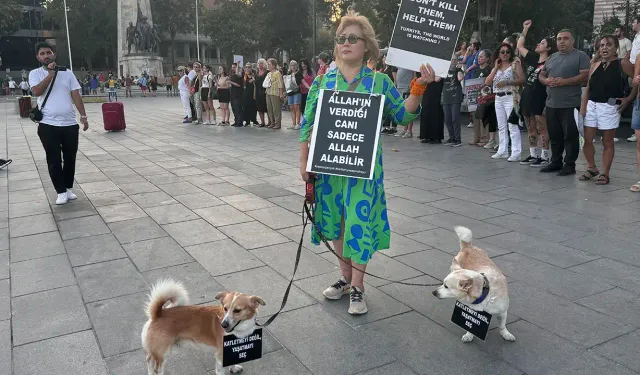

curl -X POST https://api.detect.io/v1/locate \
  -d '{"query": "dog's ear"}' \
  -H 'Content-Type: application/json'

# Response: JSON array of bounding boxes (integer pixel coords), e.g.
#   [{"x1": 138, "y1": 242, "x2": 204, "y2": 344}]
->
[
  {"x1": 250, "y1": 296, "x2": 266, "y2": 307},
  {"x1": 215, "y1": 292, "x2": 228, "y2": 302},
  {"x1": 451, "y1": 258, "x2": 462, "y2": 271},
  {"x1": 459, "y1": 278, "x2": 473, "y2": 292}
]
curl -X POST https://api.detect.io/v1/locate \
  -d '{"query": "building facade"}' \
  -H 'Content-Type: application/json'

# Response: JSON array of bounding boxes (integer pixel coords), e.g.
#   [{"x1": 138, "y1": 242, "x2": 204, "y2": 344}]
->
[{"x1": 593, "y1": 0, "x2": 623, "y2": 28}]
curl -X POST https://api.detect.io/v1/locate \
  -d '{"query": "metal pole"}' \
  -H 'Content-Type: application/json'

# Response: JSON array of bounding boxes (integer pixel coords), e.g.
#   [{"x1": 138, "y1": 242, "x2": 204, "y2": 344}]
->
[
  {"x1": 196, "y1": 0, "x2": 200, "y2": 61},
  {"x1": 312, "y1": 0, "x2": 316, "y2": 58},
  {"x1": 63, "y1": 0, "x2": 73, "y2": 71}
]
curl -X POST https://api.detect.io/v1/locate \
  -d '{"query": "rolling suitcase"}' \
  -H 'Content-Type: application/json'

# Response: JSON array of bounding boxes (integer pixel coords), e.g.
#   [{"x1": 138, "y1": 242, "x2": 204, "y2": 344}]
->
[
  {"x1": 102, "y1": 101, "x2": 126, "y2": 132},
  {"x1": 18, "y1": 97, "x2": 32, "y2": 118}
]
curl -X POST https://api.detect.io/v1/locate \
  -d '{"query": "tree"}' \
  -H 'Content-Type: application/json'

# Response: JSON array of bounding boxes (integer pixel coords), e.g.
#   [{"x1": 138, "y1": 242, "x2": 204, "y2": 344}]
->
[
  {"x1": 253, "y1": 0, "x2": 312, "y2": 58},
  {"x1": 201, "y1": 0, "x2": 257, "y2": 65},
  {"x1": 151, "y1": 0, "x2": 195, "y2": 70},
  {"x1": 334, "y1": 0, "x2": 401, "y2": 48},
  {"x1": 0, "y1": 0, "x2": 23, "y2": 38},
  {"x1": 44, "y1": 0, "x2": 117, "y2": 70}
]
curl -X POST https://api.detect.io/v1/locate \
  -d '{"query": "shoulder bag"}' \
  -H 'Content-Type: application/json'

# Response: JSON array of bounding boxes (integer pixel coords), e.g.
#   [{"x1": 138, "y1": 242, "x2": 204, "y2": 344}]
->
[
  {"x1": 30, "y1": 71, "x2": 58, "y2": 123},
  {"x1": 263, "y1": 72, "x2": 272, "y2": 89}
]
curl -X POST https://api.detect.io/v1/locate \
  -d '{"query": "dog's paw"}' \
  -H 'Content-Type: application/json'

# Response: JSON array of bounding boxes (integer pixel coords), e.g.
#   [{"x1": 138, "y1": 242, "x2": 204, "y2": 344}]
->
[
  {"x1": 230, "y1": 364, "x2": 243, "y2": 374},
  {"x1": 461, "y1": 332, "x2": 474, "y2": 343},
  {"x1": 500, "y1": 329, "x2": 516, "y2": 342}
]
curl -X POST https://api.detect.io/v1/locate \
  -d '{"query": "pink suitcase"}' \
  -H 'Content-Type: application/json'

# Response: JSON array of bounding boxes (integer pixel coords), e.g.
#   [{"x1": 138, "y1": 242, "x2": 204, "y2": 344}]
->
[{"x1": 102, "y1": 102, "x2": 126, "y2": 131}]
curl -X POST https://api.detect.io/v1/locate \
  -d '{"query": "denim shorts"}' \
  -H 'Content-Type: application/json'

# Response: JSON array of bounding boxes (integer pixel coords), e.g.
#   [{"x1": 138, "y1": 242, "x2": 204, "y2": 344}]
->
[
  {"x1": 633, "y1": 99, "x2": 640, "y2": 130},
  {"x1": 287, "y1": 93, "x2": 302, "y2": 105}
]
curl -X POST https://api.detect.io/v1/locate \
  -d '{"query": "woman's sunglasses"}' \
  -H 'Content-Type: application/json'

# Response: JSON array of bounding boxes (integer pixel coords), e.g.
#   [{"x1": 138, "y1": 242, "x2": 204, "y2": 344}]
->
[
  {"x1": 335, "y1": 34, "x2": 363, "y2": 45},
  {"x1": 500, "y1": 50, "x2": 511, "y2": 55}
]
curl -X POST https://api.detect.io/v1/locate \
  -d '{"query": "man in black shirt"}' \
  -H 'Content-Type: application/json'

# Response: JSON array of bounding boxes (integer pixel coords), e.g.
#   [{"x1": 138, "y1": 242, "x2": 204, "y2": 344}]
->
[{"x1": 229, "y1": 63, "x2": 244, "y2": 127}]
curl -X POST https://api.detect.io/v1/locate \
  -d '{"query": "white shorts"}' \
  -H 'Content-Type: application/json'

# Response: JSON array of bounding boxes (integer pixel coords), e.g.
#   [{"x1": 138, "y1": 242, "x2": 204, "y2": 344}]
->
[{"x1": 584, "y1": 100, "x2": 620, "y2": 130}]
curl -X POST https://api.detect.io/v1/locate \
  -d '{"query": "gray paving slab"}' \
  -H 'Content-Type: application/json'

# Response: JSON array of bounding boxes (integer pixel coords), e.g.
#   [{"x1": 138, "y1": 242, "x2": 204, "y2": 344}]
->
[
  {"x1": 85, "y1": 189, "x2": 133, "y2": 207},
  {"x1": 386, "y1": 196, "x2": 445, "y2": 217},
  {"x1": 185, "y1": 239, "x2": 264, "y2": 276},
  {"x1": 8, "y1": 187, "x2": 47, "y2": 204},
  {"x1": 242, "y1": 183, "x2": 295, "y2": 199},
  {"x1": 250, "y1": 242, "x2": 337, "y2": 280},
  {"x1": 574, "y1": 288, "x2": 640, "y2": 327},
  {"x1": 117, "y1": 181, "x2": 161, "y2": 195},
  {"x1": 221, "y1": 193, "x2": 277, "y2": 211},
  {"x1": 418, "y1": 212, "x2": 511, "y2": 238},
  {"x1": 86, "y1": 292, "x2": 148, "y2": 357},
  {"x1": 0, "y1": 320, "x2": 9, "y2": 375},
  {"x1": 173, "y1": 191, "x2": 224, "y2": 210},
  {"x1": 143, "y1": 262, "x2": 225, "y2": 305},
  {"x1": 563, "y1": 234, "x2": 640, "y2": 267},
  {"x1": 9, "y1": 213, "x2": 57, "y2": 238},
  {"x1": 64, "y1": 233, "x2": 127, "y2": 266},
  {"x1": 199, "y1": 182, "x2": 249, "y2": 197},
  {"x1": 145, "y1": 203, "x2": 200, "y2": 224},
  {"x1": 245, "y1": 206, "x2": 302, "y2": 229},
  {"x1": 266, "y1": 304, "x2": 395, "y2": 375},
  {"x1": 219, "y1": 221, "x2": 290, "y2": 250},
  {"x1": 108, "y1": 216, "x2": 168, "y2": 244},
  {"x1": 8, "y1": 198, "x2": 51, "y2": 218},
  {"x1": 215, "y1": 266, "x2": 316, "y2": 318},
  {"x1": 569, "y1": 258, "x2": 640, "y2": 293},
  {"x1": 592, "y1": 330, "x2": 640, "y2": 372},
  {"x1": 13, "y1": 330, "x2": 109, "y2": 375},
  {"x1": 233, "y1": 349, "x2": 313, "y2": 375},
  {"x1": 481, "y1": 320, "x2": 637, "y2": 375},
  {"x1": 0, "y1": 279, "x2": 8, "y2": 321},
  {"x1": 106, "y1": 348, "x2": 209, "y2": 375},
  {"x1": 194, "y1": 204, "x2": 254, "y2": 227},
  {"x1": 507, "y1": 282, "x2": 635, "y2": 347},
  {"x1": 162, "y1": 219, "x2": 227, "y2": 247},
  {"x1": 356, "y1": 362, "x2": 418, "y2": 375},
  {"x1": 10, "y1": 231, "x2": 65, "y2": 262},
  {"x1": 485, "y1": 213, "x2": 590, "y2": 242},
  {"x1": 51, "y1": 199, "x2": 99, "y2": 220},
  {"x1": 58, "y1": 214, "x2": 111, "y2": 240},
  {"x1": 74, "y1": 258, "x2": 148, "y2": 302},
  {"x1": 361, "y1": 311, "x2": 522, "y2": 375},
  {"x1": 11, "y1": 254, "x2": 75, "y2": 296},
  {"x1": 123, "y1": 236, "x2": 193, "y2": 271},
  {"x1": 12, "y1": 285, "x2": 91, "y2": 345},
  {"x1": 79, "y1": 180, "x2": 119, "y2": 193}
]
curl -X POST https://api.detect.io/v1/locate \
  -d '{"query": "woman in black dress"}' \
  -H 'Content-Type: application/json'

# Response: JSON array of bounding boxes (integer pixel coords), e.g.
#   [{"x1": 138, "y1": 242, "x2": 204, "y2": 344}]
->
[
  {"x1": 243, "y1": 63, "x2": 258, "y2": 126},
  {"x1": 419, "y1": 80, "x2": 445, "y2": 143},
  {"x1": 254, "y1": 58, "x2": 269, "y2": 127}
]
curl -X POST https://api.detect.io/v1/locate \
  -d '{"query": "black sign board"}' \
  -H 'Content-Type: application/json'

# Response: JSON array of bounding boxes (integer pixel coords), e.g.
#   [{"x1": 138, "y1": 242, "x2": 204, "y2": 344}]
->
[
  {"x1": 306, "y1": 90, "x2": 384, "y2": 180},
  {"x1": 450, "y1": 300, "x2": 492, "y2": 341},
  {"x1": 387, "y1": 0, "x2": 470, "y2": 76},
  {"x1": 222, "y1": 328, "x2": 263, "y2": 367}
]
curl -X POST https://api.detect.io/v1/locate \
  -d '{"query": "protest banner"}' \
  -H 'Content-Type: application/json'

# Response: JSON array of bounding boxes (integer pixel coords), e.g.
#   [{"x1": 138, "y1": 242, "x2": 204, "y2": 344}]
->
[
  {"x1": 464, "y1": 77, "x2": 484, "y2": 112},
  {"x1": 386, "y1": 0, "x2": 470, "y2": 77},
  {"x1": 307, "y1": 90, "x2": 385, "y2": 180}
]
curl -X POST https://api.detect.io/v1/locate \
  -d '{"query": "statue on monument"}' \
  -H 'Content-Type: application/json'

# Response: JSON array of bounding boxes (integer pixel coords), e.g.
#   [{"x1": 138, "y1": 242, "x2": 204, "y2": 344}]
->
[{"x1": 126, "y1": 21, "x2": 136, "y2": 54}]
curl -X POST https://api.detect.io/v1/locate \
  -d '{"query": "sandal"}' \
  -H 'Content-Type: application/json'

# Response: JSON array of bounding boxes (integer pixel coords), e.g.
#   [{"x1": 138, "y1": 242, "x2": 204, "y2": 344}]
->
[
  {"x1": 578, "y1": 169, "x2": 599, "y2": 181},
  {"x1": 631, "y1": 182, "x2": 640, "y2": 192},
  {"x1": 594, "y1": 174, "x2": 610, "y2": 185}
]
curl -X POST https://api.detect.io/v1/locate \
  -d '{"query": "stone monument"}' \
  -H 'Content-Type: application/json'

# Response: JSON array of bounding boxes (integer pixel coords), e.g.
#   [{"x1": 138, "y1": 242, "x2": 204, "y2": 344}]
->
[{"x1": 117, "y1": 0, "x2": 164, "y2": 78}]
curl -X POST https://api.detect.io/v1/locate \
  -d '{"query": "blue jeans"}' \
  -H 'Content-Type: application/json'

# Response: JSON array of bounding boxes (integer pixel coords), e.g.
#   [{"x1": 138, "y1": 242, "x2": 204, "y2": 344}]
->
[
  {"x1": 632, "y1": 98, "x2": 640, "y2": 131},
  {"x1": 443, "y1": 103, "x2": 461, "y2": 142}
]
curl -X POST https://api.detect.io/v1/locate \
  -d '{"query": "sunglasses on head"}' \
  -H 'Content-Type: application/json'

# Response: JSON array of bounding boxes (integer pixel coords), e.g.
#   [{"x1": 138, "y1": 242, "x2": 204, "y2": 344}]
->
[
  {"x1": 335, "y1": 34, "x2": 363, "y2": 45},
  {"x1": 500, "y1": 50, "x2": 511, "y2": 55}
]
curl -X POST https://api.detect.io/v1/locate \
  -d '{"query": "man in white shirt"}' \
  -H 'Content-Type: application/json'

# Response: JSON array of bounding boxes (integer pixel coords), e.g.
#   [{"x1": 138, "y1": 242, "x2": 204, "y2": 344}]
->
[
  {"x1": 19, "y1": 80, "x2": 29, "y2": 96},
  {"x1": 8, "y1": 78, "x2": 16, "y2": 95},
  {"x1": 29, "y1": 42, "x2": 89, "y2": 205},
  {"x1": 616, "y1": 26, "x2": 632, "y2": 57}
]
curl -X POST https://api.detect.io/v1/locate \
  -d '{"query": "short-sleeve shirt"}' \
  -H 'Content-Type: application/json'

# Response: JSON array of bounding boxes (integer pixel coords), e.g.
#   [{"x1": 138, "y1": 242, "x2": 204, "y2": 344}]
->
[
  {"x1": 108, "y1": 79, "x2": 116, "y2": 88},
  {"x1": 464, "y1": 52, "x2": 479, "y2": 79},
  {"x1": 630, "y1": 33, "x2": 640, "y2": 64},
  {"x1": 441, "y1": 68, "x2": 464, "y2": 105},
  {"x1": 28, "y1": 67, "x2": 81, "y2": 126},
  {"x1": 522, "y1": 51, "x2": 548, "y2": 110},
  {"x1": 230, "y1": 74, "x2": 244, "y2": 99},
  {"x1": 543, "y1": 49, "x2": 590, "y2": 108},
  {"x1": 8, "y1": 81, "x2": 16, "y2": 89},
  {"x1": 266, "y1": 71, "x2": 283, "y2": 96},
  {"x1": 395, "y1": 68, "x2": 414, "y2": 93},
  {"x1": 618, "y1": 37, "x2": 632, "y2": 57}
]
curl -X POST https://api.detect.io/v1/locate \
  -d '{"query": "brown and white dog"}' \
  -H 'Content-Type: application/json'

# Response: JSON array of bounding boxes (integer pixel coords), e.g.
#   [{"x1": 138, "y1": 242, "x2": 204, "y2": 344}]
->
[
  {"x1": 141, "y1": 279, "x2": 266, "y2": 375},
  {"x1": 432, "y1": 226, "x2": 516, "y2": 343}
]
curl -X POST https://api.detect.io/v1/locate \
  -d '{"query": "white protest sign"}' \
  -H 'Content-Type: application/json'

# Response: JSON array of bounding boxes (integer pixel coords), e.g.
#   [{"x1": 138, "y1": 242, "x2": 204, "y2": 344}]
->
[{"x1": 387, "y1": 0, "x2": 470, "y2": 77}]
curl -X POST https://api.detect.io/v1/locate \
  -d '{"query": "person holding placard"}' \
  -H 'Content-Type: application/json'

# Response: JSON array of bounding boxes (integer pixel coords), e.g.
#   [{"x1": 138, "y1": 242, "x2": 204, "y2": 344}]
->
[{"x1": 299, "y1": 11, "x2": 435, "y2": 315}]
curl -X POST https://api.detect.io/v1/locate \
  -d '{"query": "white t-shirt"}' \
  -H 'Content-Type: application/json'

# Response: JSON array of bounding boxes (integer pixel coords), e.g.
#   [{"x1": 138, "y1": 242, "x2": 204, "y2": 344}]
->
[
  {"x1": 8, "y1": 80, "x2": 16, "y2": 89},
  {"x1": 188, "y1": 70, "x2": 196, "y2": 83},
  {"x1": 178, "y1": 74, "x2": 189, "y2": 92},
  {"x1": 29, "y1": 67, "x2": 81, "y2": 126},
  {"x1": 202, "y1": 72, "x2": 212, "y2": 88},
  {"x1": 19, "y1": 81, "x2": 29, "y2": 90},
  {"x1": 630, "y1": 33, "x2": 640, "y2": 64},
  {"x1": 618, "y1": 37, "x2": 632, "y2": 58}
]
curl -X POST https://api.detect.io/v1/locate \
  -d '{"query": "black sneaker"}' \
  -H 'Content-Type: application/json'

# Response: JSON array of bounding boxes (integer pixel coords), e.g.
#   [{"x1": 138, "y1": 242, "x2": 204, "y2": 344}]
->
[
  {"x1": 530, "y1": 158, "x2": 548, "y2": 168},
  {"x1": 557, "y1": 166, "x2": 576, "y2": 176},
  {"x1": 540, "y1": 164, "x2": 563, "y2": 173},
  {"x1": 0, "y1": 159, "x2": 12, "y2": 169},
  {"x1": 442, "y1": 139, "x2": 454, "y2": 146},
  {"x1": 450, "y1": 141, "x2": 462, "y2": 147},
  {"x1": 520, "y1": 156, "x2": 537, "y2": 165},
  {"x1": 381, "y1": 128, "x2": 390, "y2": 134},
  {"x1": 387, "y1": 128, "x2": 397, "y2": 135}
]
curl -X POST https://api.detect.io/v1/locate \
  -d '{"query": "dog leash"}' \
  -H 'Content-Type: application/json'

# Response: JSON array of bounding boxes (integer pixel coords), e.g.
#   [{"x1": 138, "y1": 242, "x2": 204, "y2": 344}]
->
[{"x1": 257, "y1": 201, "x2": 443, "y2": 327}]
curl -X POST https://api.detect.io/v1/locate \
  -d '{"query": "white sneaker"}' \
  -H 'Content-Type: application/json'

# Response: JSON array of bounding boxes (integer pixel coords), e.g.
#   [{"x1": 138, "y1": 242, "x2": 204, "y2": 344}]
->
[
  {"x1": 467, "y1": 122, "x2": 473, "y2": 128},
  {"x1": 202, "y1": 121, "x2": 210, "y2": 125},
  {"x1": 492, "y1": 152, "x2": 509, "y2": 159},
  {"x1": 483, "y1": 140, "x2": 497, "y2": 149},
  {"x1": 322, "y1": 277, "x2": 351, "y2": 300},
  {"x1": 402, "y1": 131, "x2": 413, "y2": 139},
  {"x1": 394, "y1": 130, "x2": 406, "y2": 137},
  {"x1": 293, "y1": 125, "x2": 300, "y2": 130},
  {"x1": 628, "y1": 134, "x2": 637, "y2": 142},
  {"x1": 211, "y1": 120, "x2": 217, "y2": 125},
  {"x1": 287, "y1": 125, "x2": 296, "y2": 130},
  {"x1": 507, "y1": 155, "x2": 521, "y2": 162},
  {"x1": 66, "y1": 189, "x2": 77, "y2": 200},
  {"x1": 348, "y1": 287, "x2": 368, "y2": 315},
  {"x1": 614, "y1": 138, "x2": 619, "y2": 142},
  {"x1": 56, "y1": 193, "x2": 68, "y2": 205}
]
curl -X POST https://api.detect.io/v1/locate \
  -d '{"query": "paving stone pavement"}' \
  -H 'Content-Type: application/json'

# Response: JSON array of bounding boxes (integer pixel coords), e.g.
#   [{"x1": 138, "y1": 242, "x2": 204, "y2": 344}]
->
[{"x1": 1, "y1": 96, "x2": 640, "y2": 375}]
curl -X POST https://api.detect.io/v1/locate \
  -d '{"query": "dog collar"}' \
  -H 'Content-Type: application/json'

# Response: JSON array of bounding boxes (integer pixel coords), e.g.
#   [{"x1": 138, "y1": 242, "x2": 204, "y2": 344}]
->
[{"x1": 471, "y1": 273, "x2": 490, "y2": 305}]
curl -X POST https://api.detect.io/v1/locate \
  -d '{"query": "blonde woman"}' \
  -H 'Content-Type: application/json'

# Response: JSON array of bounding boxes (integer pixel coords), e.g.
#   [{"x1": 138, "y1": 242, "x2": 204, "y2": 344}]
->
[
  {"x1": 286, "y1": 60, "x2": 304, "y2": 129},
  {"x1": 255, "y1": 58, "x2": 269, "y2": 127},
  {"x1": 201, "y1": 65, "x2": 217, "y2": 125},
  {"x1": 217, "y1": 66, "x2": 231, "y2": 125},
  {"x1": 299, "y1": 11, "x2": 435, "y2": 314},
  {"x1": 265, "y1": 58, "x2": 284, "y2": 129}
]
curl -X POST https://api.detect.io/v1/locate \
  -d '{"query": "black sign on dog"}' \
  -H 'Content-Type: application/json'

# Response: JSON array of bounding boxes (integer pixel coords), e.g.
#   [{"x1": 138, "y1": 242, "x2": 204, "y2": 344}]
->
[
  {"x1": 306, "y1": 90, "x2": 384, "y2": 180},
  {"x1": 450, "y1": 300, "x2": 492, "y2": 341},
  {"x1": 387, "y1": 0, "x2": 470, "y2": 76},
  {"x1": 222, "y1": 328, "x2": 263, "y2": 367}
]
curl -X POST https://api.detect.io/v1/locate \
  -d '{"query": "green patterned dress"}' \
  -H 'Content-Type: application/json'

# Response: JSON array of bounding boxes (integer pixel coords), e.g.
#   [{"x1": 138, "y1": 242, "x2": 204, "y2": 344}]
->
[{"x1": 300, "y1": 66, "x2": 419, "y2": 264}]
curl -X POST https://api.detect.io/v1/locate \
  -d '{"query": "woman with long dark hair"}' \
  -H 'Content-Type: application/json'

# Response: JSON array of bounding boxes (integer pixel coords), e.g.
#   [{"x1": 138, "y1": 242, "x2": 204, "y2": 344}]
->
[
  {"x1": 216, "y1": 66, "x2": 231, "y2": 125},
  {"x1": 243, "y1": 63, "x2": 258, "y2": 126},
  {"x1": 254, "y1": 59, "x2": 269, "y2": 127},
  {"x1": 299, "y1": 58, "x2": 315, "y2": 116},
  {"x1": 485, "y1": 43, "x2": 525, "y2": 161},
  {"x1": 517, "y1": 20, "x2": 554, "y2": 166},
  {"x1": 472, "y1": 49, "x2": 496, "y2": 147}
]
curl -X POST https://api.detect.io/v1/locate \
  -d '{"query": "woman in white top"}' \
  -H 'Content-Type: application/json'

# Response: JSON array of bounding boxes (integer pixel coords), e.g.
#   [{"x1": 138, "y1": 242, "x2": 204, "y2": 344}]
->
[
  {"x1": 200, "y1": 65, "x2": 217, "y2": 125},
  {"x1": 484, "y1": 43, "x2": 525, "y2": 161},
  {"x1": 177, "y1": 67, "x2": 192, "y2": 123},
  {"x1": 217, "y1": 66, "x2": 231, "y2": 125}
]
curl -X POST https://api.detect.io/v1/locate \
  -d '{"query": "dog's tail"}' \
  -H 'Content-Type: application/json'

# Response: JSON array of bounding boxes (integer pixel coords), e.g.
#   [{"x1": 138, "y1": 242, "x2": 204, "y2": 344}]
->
[
  {"x1": 454, "y1": 226, "x2": 473, "y2": 248},
  {"x1": 145, "y1": 279, "x2": 190, "y2": 321}
]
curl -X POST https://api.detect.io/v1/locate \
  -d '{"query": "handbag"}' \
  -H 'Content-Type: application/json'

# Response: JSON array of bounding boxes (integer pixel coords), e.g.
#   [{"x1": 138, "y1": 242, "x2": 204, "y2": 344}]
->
[
  {"x1": 30, "y1": 71, "x2": 58, "y2": 123},
  {"x1": 263, "y1": 72, "x2": 272, "y2": 89},
  {"x1": 284, "y1": 74, "x2": 299, "y2": 93},
  {"x1": 508, "y1": 108, "x2": 520, "y2": 125}
]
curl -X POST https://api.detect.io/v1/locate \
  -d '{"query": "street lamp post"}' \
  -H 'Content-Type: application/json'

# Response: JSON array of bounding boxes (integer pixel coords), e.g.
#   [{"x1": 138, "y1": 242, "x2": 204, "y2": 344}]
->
[
  {"x1": 312, "y1": 0, "x2": 316, "y2": 58},
  {"x1": 196, "y1": 0, "x2": 200, "y2": 61},
  {"x1": 63, "y1": 0, "x2": 73, "y2": 71}
]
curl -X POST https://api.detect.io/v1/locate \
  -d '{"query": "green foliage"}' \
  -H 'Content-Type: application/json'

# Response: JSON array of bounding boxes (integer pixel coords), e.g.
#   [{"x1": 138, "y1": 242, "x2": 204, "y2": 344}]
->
[
  {"x1": 200, "y1": 0, "x2": 258, "y2": 64},
  {"x1": 0, "y1": 0, "x2": 24, "y2": 38},
  {"x1": 151, "y1": 0, "x2": 195, "y2": 40},
  {"x1": 335, "y1": 0, "x2": 400, "y2": 47}
]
